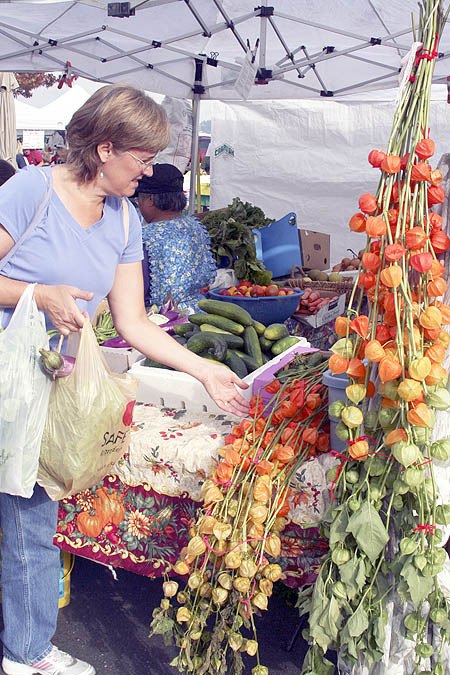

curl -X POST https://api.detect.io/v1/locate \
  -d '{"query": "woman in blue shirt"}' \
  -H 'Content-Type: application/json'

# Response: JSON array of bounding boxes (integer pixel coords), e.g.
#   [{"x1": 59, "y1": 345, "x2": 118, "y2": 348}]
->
[{"x1": 0, "y1": 85, "x2": 247, "y2": 675}]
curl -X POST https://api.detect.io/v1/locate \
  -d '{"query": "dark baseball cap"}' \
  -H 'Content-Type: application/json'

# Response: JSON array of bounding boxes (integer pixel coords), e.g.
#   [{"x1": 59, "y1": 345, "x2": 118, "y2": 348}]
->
[{"x1": 136, "y1": 163, "x2": 184, "y2": 194}]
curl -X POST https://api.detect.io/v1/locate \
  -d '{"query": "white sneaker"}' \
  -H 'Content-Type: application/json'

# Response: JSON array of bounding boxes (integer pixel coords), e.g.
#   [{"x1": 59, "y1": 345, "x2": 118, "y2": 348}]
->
[{"x1": 2, "y1": 646, "x2": 95, "y2": 675}]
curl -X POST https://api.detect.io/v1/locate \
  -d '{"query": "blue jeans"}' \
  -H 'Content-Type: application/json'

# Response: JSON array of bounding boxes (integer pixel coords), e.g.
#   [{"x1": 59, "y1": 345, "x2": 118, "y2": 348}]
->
[{"x1": 0, "y1": 485, "x2": 59, "y2": 664}]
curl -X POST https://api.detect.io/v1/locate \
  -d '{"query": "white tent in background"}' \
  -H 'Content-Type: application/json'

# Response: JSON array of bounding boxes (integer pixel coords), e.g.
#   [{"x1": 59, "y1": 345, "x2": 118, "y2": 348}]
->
[{"x1": 0, "y1": 73, "x2": 18, "y2": 165}]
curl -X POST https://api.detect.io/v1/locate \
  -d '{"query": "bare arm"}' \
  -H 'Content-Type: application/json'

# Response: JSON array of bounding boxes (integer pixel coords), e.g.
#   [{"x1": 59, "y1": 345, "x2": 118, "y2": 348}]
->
[
  {"x1": 108, "y1": 262, "x2": 249, "y2": 415},
  {"x1": 0, "y1": 224, "x2": 93, "y2": 334}
]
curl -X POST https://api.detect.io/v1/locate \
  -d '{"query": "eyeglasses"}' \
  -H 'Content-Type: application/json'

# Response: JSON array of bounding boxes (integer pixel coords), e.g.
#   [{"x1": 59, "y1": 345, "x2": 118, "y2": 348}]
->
[{"x1": 126, "y1": 150, "x2": 155, "y2": 171}]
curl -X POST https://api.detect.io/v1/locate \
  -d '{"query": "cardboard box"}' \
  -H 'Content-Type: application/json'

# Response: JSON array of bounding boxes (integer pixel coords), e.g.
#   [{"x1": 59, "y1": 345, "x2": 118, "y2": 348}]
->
[
  {"x1": 100, "y1": 346, "x2": 143, "y2": 374},
  {"x1": 293, "y1": 290, "x2": 346, "y2": 328},
  {"x1": 298, "y1": 229, "x2": 330, "y2": 270}
]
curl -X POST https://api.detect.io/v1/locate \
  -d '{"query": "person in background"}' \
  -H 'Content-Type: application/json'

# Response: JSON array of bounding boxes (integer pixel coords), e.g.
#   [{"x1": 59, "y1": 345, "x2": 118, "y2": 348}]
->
[
  {"x1": 16, "y1": 140, "x2": 28, "y2": 169},
  {"x1": 0, "y1": 84, "x2": 247, "y2": 675},
  {"x1": 136, "y1": 163, "x2": 217, "y2": 312},
  {"x1": 41, "y1": 151, "x2": 53, "y2": 166},
  {"x1": 0, "y1": 160, "x2": 16, "y2": 186},
  {"x1": 23, "y1": 148, "x2": 44, "y2": 167}
]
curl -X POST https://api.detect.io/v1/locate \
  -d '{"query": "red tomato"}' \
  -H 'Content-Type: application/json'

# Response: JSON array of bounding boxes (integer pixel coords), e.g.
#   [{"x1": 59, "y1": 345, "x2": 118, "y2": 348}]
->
[{"x1": 265, "y1": 284, "x2": 280, "y2": 297}]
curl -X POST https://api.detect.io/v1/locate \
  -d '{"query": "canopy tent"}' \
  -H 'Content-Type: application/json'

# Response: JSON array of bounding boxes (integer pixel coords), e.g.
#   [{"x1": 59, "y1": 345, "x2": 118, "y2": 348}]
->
[
  {"x1": 0, "y1": 0, "x2": 449, "y2": 202},
  {"x1": 0, "y1": 72, "x2": 18, "y2": 166}
]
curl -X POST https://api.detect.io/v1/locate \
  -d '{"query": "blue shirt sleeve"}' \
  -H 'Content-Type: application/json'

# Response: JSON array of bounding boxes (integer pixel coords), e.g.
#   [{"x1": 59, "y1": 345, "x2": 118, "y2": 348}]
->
[
  {"x1": 119, "y1": 198, "x2": 143, "y2": 264},
  {"x1": 0, "y1": 165, "x2": 48, "y2": 241}
]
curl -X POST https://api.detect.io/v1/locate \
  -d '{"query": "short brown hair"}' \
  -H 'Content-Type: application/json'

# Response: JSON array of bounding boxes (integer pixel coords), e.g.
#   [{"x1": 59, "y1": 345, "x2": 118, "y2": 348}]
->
[{"x1": 65, "y1": 84, "x2": 170, "y2": 182}]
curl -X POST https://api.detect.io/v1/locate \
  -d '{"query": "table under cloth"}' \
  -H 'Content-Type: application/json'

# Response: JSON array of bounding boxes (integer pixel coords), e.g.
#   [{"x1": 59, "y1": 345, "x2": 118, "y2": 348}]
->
[{"x1": 55, "y1": 402, "x2": 333, "y2": 588}]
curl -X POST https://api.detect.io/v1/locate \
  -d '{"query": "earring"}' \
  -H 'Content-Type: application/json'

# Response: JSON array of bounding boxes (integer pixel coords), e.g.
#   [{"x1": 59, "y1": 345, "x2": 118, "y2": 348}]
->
[{"x1": 99, "y1": 165, "x2": 104, "y2": 179}]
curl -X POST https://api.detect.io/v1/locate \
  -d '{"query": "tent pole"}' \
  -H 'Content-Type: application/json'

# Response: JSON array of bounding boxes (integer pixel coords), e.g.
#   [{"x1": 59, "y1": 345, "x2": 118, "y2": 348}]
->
[{"x1": 189, "y1": 91, "x2": 201, "y2": 214}]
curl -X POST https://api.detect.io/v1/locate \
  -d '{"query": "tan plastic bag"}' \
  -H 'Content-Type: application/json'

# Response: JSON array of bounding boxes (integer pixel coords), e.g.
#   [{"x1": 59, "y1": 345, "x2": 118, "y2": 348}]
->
[{"x1": 37, "y1": 321, "x2": 139, "y2": 500}]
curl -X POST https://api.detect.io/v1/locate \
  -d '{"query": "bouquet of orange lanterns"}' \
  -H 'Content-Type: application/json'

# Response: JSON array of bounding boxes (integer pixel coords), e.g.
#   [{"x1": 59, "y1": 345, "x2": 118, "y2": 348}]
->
[
  {"x1": 150, "y1": 351, "x2": 330, "y2": 675},
  {"x1": 300, "y1": 2, "x2": 450, "y2": 673}
]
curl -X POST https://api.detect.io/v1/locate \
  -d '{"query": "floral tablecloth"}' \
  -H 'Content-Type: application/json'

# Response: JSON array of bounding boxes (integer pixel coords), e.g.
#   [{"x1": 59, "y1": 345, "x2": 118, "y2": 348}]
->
[{"x1": 55, "y1": 402, "x2": 333, "y2": 587}]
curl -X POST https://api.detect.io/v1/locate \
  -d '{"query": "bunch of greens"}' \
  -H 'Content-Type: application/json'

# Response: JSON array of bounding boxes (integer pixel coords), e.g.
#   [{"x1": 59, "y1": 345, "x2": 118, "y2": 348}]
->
[{"x1": 202, "y1": 197, "x2": 273, "y2": 285}]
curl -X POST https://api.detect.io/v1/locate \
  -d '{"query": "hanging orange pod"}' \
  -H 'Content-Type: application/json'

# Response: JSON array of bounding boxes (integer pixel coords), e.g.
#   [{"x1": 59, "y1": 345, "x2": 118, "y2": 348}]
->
[
  {"x1": 428, "y1": 185, "x2": 446, "y2": 206},
  {"x1": 408, "y1": 356, "x2": 432, "y2": 381},
  {"x1": 349, "y1": 212, "x2": 367, "y2": 233},
  {"x1": 424, "y1": 327, "x2": 442, "y2": 341},
  {"x1": 429, "y1": 259, "x2": 445, "y2": 279},
  {"x1": 410, "y1": 252, "x2": 434, "y2": 274},
  {"x1": 387, "y1": 208, "x2": 399, "y2": 226},
  {"x1": 384, "y1": 428, "x2": 407, "y2": 446},
  {"x1": 302, "y1": 428, "x2": 319, "y2": 446},
  {"x1": 379, "y1": 356, "x2": 402, "y2": 383},
  {"x1": 407, "y1": 402, "x2": 433, "y2": 427},
  {"x1": 390, "y1": 181, "x2": 403, "y2": 204},
  {"x1": 348, "y1": 440, "x2": 370, "y2": 461},
  {"x1": 425, "y1": 363, "x2": 448, "y2": 386},
  {"x1": 365, "y1": 339, "x2": 386, "y2": 362},
  {"x1": 438, "y1": 330, "x2": 450, "y2": 347},
  {"x1": 384, "y1": 243, "x2": 406, "y2": 262},
  {"x1": 334, "y1": 316, "x2": 349, "y2": 337},
  {"x1": 400, "y1": 153, "x2": 410, "y2": 170},
  {"x1": 349, "y1": 315, "x2": 369, "y2": 338},
  {"x1": 427, "y1": 277, "x2": 447, "y2": 297},
  {"x1": 419, "y1": 306, "x2": 442, "y2": 330},
  {"x1": 365, "y1": 216, "x2": 387, "y2": 237},
  {"x1": 358, "y1": 193, "x2": 378, "y2": 214},
  {"x1": 368, "y1": 149, "x2": 386, "y2": 167},
  {"x1": 425, "y1": 342, "x2": 446, "y2": 364},
  {"x1": 346, "y1": 358, "x2": 366, "y2": 379},
  {"x1": 430, "y1": 230, "x2": 450, "y2": 254},
  {"x1": 434, "y1": 302, "x2": 450, "y2": 325},
  {"x1": 375, "y1": 324, "x2": 391, "y2": 345},
  {"x1": 380, "y1": 265, "x2": 403, "y2": 289},
  {"x1": 410, "y1": 162, "x2": 432, "y2": 182},
  {"x1": 358, "y1": 272, "x2": 377, "y2": 289},
  {"x1": 403, "y1": 326, "x2": 422, "y2": 349},
  {"x1": 405, "y1": 226, "x2": 427, "y2": 250},
  {"x1": 429, "y1": 212, "x2": 443, "y2": 230},
  {"x1": 430, "y1": 169, "x2": 443, "y2": 186},
  {"x1": 370, "y1": 239, "x2": 382, "y2": 255},
  {"x1": 416, "y1": 137, "x2": 435, "y2": 159},
  {"x1": 397, "y1": 378, "x2": 423, "y2": 402},
  {"x1": 328, "y1": 353, "x2": 349, "y2": 374},
  {"x1": 366, "y1": 287, "x2": 378, "y2": 303},
  {"x1": 362, "y1": 251, "x2": 381, "y2": 272},
  {"x1": 366, "y1": 381, "x2": 376, "y2": 397},
  {"x1": 381, "y1": 154, "x2": 401, "y2": 174},
  {"x1": 381, "y1": 397, "x2": 399, "y2": 409},
  {"x1": 383, "y1": 310, "x2": 397, "y2": 327}
]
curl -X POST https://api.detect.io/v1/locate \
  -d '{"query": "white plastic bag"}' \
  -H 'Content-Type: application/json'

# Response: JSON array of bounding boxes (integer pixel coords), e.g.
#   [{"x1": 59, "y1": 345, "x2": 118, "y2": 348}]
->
[
  {"x1": 0, "y1": 283, "x2": 52, "y2": 497},
  {"x1": 38, "y1": 320, "x2": 139, "y2": 500}
]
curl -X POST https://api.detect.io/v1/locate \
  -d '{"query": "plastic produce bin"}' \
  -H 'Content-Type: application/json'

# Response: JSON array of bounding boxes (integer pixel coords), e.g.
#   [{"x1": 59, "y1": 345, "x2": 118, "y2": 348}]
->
[{"x1": 323, "y1": 370, "x2": 349, "y2": 452}]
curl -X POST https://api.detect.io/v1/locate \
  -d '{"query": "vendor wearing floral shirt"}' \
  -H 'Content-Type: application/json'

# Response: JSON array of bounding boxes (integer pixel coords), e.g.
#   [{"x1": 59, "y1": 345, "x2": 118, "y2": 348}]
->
[{"x1": 136, "y1": 164, "x2": 216, "y2": 312}]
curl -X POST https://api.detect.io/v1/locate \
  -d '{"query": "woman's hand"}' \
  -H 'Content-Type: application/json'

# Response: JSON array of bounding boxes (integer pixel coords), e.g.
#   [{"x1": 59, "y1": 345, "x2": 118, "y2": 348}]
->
[
  {"x1": 197, "y1": 362, "x2": 250, "y2": 417},
  {"x1": 35, "y1": 284, "x2": 94, "y2": 335}
]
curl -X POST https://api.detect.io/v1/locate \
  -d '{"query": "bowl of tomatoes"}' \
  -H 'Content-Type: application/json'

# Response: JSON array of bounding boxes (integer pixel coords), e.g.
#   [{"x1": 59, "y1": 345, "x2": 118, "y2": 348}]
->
[{"x1": 208, "y1": 282, "x2": 303, "y2": 324}]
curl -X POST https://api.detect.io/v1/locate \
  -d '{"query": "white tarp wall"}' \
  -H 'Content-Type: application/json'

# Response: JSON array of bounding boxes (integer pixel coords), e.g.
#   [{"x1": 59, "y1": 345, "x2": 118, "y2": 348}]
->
[{"x1": 210, "y1": 88, "x2": 450, "y2": 267}]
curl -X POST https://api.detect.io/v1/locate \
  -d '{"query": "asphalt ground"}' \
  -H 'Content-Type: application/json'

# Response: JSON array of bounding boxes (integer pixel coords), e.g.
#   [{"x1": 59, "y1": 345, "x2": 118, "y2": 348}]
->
[{"x1": 9, "y1": 555, "x2": 315, "y2": 675}]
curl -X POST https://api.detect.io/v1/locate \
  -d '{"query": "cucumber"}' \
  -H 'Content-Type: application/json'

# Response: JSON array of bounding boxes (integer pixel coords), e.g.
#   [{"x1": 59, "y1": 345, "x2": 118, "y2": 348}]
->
[
  {"x1": 230, "y1": 349, "x2": 261, "y2": 373},
  {"x1": 173, "y1": 335, "x2": 187, "y2": 346},
  {"x1": 200, "y1": 326, "x2": 244, "y2": 349},
  {"x1": 262, "y1": 353, "x2": 271, "y2": 364},
  {"x1": 198, "y1": 298, "x2": 253, "y2": 327},
  {"x1": 224, "y1": 350, "x2": 248, "y2": 378},
  {"x1": 252, "y1": 320, "x2": 266, "y2": 336},
  {"x1": 201, "y1": 355, "x2": 227, "y2": 366},
  {"x1": 200, "y1": 323, "x2": 233, "y2": 335},
  {"x1": 264, "y1": 323, "x2": 290, "y2": 341},
  {"x1": 271, "y1": 336, "x2": 299, "y2": 356},
  {"x1": 186, "y1": 332, "x2": 228, "y2": 361},
  {"x1": 188, "y1": 313, "x2": 245, "y2": 335},
  {"x1": 259, "y1": 335, "x2": 274, "y2": 352},
  {"x1": 172, "y1": 322, "x2": 194, "y2": 336},
  {"x1": 243, "y1": 325, "x2": 263, "y2": 367}
]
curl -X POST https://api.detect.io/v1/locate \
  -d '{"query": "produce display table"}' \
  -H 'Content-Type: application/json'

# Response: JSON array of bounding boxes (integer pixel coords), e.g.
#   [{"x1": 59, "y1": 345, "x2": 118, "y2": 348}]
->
[{"x1": 54, "y1": 401, "x2": 333, "y2": 586}]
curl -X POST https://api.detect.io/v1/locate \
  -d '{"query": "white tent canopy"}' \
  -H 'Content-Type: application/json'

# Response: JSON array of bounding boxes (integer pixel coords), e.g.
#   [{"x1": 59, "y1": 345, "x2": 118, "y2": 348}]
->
[{"x1": 0, "y1": 1, "x2": 448, "y2": 101}]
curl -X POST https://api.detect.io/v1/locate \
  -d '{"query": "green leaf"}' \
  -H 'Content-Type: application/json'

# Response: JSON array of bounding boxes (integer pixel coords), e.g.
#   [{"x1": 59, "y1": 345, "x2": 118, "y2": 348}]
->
[
  {"x1": 400, "y1": 561, "x2": 434, "y2": 608},
  {"x1": 346, "y1": 604, "x2": 369, "y2": 638},
  {"x1": 329, "y1": 507, "x2": 349, "y2": 547},
  {"x1": 346, "y1": 502, "x2": 389, "y2": 562},
  {"x1": 339, "y1": 556, "x2": 367, "y2": 599}
]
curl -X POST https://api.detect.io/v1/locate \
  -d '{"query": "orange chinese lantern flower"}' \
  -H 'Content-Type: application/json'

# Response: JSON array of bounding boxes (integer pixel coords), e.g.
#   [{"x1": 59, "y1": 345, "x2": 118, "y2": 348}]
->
[
  {"x1": 334, "y1": 316, "x2": 349, "y2": 337},
  {"x1": 383, "y1": 310, "x2": 397, "y2": 327},
  {"x1": 306, "y1": 393, "x2": 321, "y2": 409},
  {"x1": 346, "y1": 358, "x2": 366, "y2": 379},
  {"x1": 349, "y1": 315, "x2": 369, "y2": 338},
  {"x1": 438, "y1": 330, "x2": 450, "y2": 347},
  {"x1": 370, "y1": 240, "x2": 382, "y2": 256},
  {"x1": 379, "y1": 356, "x2": 402, "y2": 383},
  {"x1": 381, "y1": 397, "x2": 399, "y2": 409},
  {"x1": 425, "y1": 342, "x2": 446, "y2": 364},
  {"x1": 408, "y1": 356, "x2": 432, "y2": 381},
  {"x1": 380, "y1": 266, "x2": 403, "y2": 288},
  {"x1": 430, "y1": 169, "x2": 442, "y2": 186},
  {"x1": 427, "y1": 277, "x2": 447, "y2": 297},
  {"x1": 384, "y1": 242, "x2": 406, "y2": 262},
  {"x1": 349, "y1": 212, "x2": 367, "y2": 233},
  {"x1": 397, "y1": 378, "x2": 423, "y2": 402},
  {"x1": 388, "y1": 208, "x2": 399, "y2": 226},
  {"x1": 273, "y1": 444, "x2": 295, "y2": 464},
  {"x1": 281, "y1": 400, "x2": 298, "y2": 419},
  {"x1": 381, "y1": 154, "x2": 401, "y2": 174},
  {"x1": 317, "y1": 434, "x2": 330, "y2": 453},
  {"x1": 423, "y1": 327, "x2": 441, "y2": 341},
  {"x1": 365, "y1": 216, "x2": 387, "y2": 237},
  {"x1": 407, "y1": 402, "x2": 433, "y2": 427},
  {"x1": 375, "y1": 324, "x2": 391, "y2": 345},
  {"x1": 358, "y1": 272, "x2": 377, "y2": 289},
  {"x1": 415, "y1": 137, "x2": 435, "y2": 160},
  {"x1": 411, "y1": 162, "x2": 431, "y2": 182},
  {"x1": 425, "y1": 363, "x2": 448, "y2": 386},
  {"x1": 366, "y1": 381, "x2": 376, "y2": 397},
  {"x1": 224, "y1": 447, "x2": 242, "y2": 466},
  {"x1": 368, "y1": 149, "x2": 386, "y2": 167},
  {"x1": 348, "y1": 439, "x2": 369, "y2": 461},
  {"x1": 429, "y1": 212, "x2": 443, "y2": 230},
  {"x1": 400, "y1": 153, "x2": 410, "y2": 170},
  {"x1": 365, "y1": 339, "x2": 386, "y2": 362},
  {"x1": 410, "y1": 252, "x2": 434, "y2": 274},
  {"x1": 419, "y1": 306, "x2": 442, "y2": 330},
  {"x1": 430, "y1": 230, "x2": 450, "y2": 254},
  {"x1": 302, "y1": 428, "x2": 319, "y2": 446},
  {"x1": 434, "y1": 302, "x2": 450, "y2": 325},
  {"x1": 256, "y1": 460, "x2": 275, "y2": 476},
  {"x1": 216, "y1": 462, "x2": 234, "y2": 483},
  {"x1": 405, "y1": 226, "x2": 428, "y2": 250},
  {"x1": 359, "y1": 193, "x2": 378, "y2": 214},
  {"x1": 384, "y1": 428, "x2": 407, "y2": 446},
  {"x1": 383, "y1": 292, "x2": 404, "y2": 312},
  {"x1": 428, "y1": 185, "x2": 446, "y2": 206},
  {"x1": 329, "y1": 353, "x2": 349, "y2": 374},
  {"x1": 429, "y1": 259, "x2": 445, "y2": 279},
  {"x1": 362, "y1": 251, "x2": 381, "y2": 272}
]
